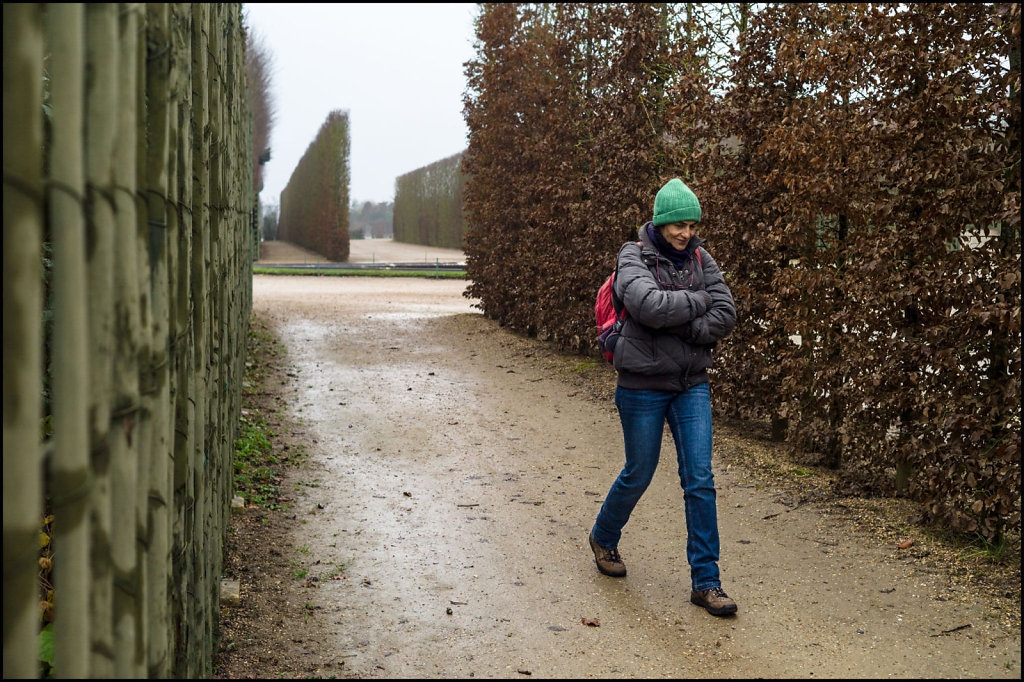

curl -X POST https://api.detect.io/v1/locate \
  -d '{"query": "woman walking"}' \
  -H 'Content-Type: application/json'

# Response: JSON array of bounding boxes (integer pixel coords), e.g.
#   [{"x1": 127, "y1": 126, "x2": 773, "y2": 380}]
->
[{"x1": 589, "y1": 178, "x2": 738, "y2": 617}]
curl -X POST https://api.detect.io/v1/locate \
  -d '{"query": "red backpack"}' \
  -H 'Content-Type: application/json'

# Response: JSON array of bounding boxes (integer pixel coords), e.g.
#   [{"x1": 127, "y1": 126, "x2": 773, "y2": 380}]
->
[
  {"x1": 595, "y1": 242, "x2": 702, "y2": 363},
  {"x1": 595, "y1": 271, "x2": 625, "y2": 363},
  {"x1": 594, "y1": 241, "x2": 640, "y2": 363}
]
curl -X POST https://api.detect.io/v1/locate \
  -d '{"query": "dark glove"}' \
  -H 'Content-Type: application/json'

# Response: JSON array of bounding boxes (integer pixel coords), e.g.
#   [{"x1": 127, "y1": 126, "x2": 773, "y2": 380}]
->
[
  {"x1": 689, "y1": 318, "x2": 703, "y2": 344},
  {"x1": 694, "y1": 289, "x2": 712, "y2": 314},
  {"x1": 598, "y1": 326, "x2": 620, "y2": 354}
]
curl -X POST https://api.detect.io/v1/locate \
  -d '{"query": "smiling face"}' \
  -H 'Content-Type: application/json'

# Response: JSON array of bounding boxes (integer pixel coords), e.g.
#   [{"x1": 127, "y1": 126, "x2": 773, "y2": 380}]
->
[{"x1": 658, "y1": 220, "x2": 697, "y2": 250}]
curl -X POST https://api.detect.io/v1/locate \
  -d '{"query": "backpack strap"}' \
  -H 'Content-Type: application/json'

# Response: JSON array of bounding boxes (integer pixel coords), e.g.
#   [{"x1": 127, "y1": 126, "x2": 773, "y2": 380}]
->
[
  {"x1": 611, "y1": 240, "x2": 642, "y2": 318},
  {"x1": 610, "y1": 271, "x2": 624, "y2": 319}
]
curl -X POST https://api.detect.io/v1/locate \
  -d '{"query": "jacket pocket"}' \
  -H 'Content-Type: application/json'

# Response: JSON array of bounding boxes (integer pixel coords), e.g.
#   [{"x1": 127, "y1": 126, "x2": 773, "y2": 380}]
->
[{"x1": 614, "y1": 333, "x2": 660, "y2": 375}]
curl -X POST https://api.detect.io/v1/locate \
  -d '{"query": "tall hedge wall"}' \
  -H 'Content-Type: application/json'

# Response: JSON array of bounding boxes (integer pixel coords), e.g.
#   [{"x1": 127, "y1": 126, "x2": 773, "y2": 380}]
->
[
  {"x1": 393, "y1": 151, "x2": 466, "y2": 249},
  {"x1": 462, "y1": 3, "x2": 1020, "y2": 542},
  {"x1": 278, "y1": 110, "x2": 350, "y2": 261},
  {"x1": 3, "y1": 3, "x2": 255, "y2": 677}
]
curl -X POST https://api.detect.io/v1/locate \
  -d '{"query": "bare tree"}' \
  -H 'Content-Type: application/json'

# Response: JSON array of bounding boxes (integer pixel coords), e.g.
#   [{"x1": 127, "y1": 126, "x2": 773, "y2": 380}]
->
[{"x1": 243, "y1": 12, "x2": 275, "y2": 193}]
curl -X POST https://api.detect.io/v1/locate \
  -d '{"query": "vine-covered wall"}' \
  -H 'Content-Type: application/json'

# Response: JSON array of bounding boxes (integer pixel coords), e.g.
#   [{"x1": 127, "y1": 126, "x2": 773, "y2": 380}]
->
[{"x1": 3, "y1": 3, "x2": 256, "y2": 677}]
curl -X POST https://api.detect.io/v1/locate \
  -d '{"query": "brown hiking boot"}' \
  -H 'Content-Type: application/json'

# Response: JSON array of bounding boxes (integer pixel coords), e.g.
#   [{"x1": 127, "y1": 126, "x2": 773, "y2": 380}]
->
[
  {"x1": 690, "y1": 586, "x2": 738, "y2": 616},
  {"x1": 589, "y1": 532, "x2": 626, "y2": 577}
]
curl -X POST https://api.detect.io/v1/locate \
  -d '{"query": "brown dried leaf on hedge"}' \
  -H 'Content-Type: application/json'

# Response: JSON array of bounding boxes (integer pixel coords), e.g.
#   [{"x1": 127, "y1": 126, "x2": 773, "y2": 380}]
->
[{"x1": 463, "y1": 3, "x2": 1020, "y2": 543}]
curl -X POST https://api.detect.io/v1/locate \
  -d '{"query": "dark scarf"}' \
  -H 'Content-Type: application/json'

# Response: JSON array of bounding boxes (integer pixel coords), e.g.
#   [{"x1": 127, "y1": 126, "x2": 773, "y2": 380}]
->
[{"x1": 646, "y1": 222, "x2": 693, "y2": 269}]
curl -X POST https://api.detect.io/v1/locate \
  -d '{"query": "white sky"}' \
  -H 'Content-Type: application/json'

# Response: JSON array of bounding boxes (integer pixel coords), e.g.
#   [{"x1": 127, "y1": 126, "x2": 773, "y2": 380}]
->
[{"x1": 242, "y1": 3, "x2": 479, "y2": 207}]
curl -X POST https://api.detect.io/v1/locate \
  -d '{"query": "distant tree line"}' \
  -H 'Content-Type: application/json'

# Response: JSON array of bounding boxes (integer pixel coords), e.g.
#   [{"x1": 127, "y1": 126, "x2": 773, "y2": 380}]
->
[
  {"x1": 261, "y1": 204, "x2": 279, "y2": 241},
  {"x1": 350, "y1": 200, "x2": 393, "y2": 239},
  {"x1": 462, "y1": 3, "x2": 1020, "y2": 543}
]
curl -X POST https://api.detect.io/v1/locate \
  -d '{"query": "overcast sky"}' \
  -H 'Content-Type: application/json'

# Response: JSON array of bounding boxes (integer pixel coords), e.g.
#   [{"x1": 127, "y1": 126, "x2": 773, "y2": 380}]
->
[{"x1": 242, "y1": 3, "x2": 479, "y2": 207}]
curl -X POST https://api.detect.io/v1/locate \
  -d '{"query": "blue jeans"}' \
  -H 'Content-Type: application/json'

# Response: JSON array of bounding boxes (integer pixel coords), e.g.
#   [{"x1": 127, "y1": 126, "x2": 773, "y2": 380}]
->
[{"x1": 592, "y1": 383, "x2": 721, "y2": 591}]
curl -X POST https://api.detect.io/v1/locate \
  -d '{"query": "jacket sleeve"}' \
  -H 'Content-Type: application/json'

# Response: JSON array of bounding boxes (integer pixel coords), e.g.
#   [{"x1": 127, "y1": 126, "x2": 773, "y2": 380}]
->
[
  {"x1": 689, "y1": 247, "x2": 736, "y2": 345},
  {"x1": 614, "y1": 242, "x2": 710, "y2": 329}
]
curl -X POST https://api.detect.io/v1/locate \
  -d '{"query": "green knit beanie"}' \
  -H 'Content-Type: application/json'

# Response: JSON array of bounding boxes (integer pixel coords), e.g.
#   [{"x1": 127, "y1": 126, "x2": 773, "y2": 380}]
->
[{"x1": 652, "y1": 178, "x2": 701, "y2": 226}]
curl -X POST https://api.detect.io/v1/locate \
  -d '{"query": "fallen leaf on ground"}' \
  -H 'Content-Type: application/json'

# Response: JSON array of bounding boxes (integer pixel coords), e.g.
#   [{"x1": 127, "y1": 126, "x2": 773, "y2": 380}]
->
[
  {"x1": 898, "y1": 539, "x2": 914, "y2": 549},
  {"x1": 581, "y1": 617, "x2": 600, "y2": 627}
]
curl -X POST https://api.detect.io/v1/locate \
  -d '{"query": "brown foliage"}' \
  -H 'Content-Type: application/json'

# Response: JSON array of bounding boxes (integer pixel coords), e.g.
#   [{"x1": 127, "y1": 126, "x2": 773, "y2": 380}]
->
[
  {"x1": 464, "y1": 3, "x2": 692, "y2": 345},
  {"x1": 463, "y1": 3, "x2": 1020, "y2": 542}
]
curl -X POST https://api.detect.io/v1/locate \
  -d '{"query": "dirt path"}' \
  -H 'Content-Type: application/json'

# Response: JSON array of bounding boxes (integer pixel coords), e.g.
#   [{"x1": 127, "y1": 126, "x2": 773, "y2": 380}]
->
[{"x1": 217, "y1": 272, "x2": 1019, "y2": 679}]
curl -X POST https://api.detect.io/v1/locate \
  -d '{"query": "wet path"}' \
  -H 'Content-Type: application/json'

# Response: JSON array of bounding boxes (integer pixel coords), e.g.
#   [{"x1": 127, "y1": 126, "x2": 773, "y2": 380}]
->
[{"x1": 251, "y1": 274, "x2": 1020, "y2": 678}]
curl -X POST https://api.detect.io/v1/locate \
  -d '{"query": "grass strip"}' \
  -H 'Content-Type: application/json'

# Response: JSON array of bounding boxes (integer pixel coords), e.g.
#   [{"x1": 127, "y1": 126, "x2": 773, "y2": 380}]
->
[
  {"x1": 253, "y1": 266, "x2": 465, "y2": 279},
  {"x1": 233, "y1": 318, "x2": 306, "y2": 510}
]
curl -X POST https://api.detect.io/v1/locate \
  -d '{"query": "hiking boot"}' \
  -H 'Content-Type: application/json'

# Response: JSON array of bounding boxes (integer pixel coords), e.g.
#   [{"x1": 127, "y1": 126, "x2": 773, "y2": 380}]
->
[
  {"x1": 589, "y1": 531, "x2": 626, "y2": 577},
  {"x1": 690, "y1": 586, "x2": 738, "y2": 616}
]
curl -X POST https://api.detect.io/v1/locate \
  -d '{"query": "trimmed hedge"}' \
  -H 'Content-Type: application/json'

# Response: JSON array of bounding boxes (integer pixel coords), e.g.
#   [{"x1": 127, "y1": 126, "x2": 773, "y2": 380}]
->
[
  {"x1": 462, "y1": 3, "x2": 1020, "y2": 542},
  {"x1": 279, "y1": 110, "x2": 350, "y2": 261},
  {"x1": 393, "y1": 151, "x2": 466, "y2": 249}
]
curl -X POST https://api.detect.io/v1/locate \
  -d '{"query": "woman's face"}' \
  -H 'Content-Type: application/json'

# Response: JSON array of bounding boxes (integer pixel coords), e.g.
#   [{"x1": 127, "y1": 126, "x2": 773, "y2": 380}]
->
[{"x1": 659, "y1": 221, "x2": 697, "y2": 250}]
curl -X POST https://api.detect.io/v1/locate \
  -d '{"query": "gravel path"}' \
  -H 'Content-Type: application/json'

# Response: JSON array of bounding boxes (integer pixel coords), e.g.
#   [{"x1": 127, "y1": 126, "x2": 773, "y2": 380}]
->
[{"x1": 221, "y1": 268, "x2": 1020, "y2": 679}]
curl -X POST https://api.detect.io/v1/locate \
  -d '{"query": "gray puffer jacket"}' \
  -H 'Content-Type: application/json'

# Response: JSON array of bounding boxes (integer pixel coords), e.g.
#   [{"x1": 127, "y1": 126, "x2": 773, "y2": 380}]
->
[{"x1": 612, "y1": 223, "x2": 736, "y2": 391}]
